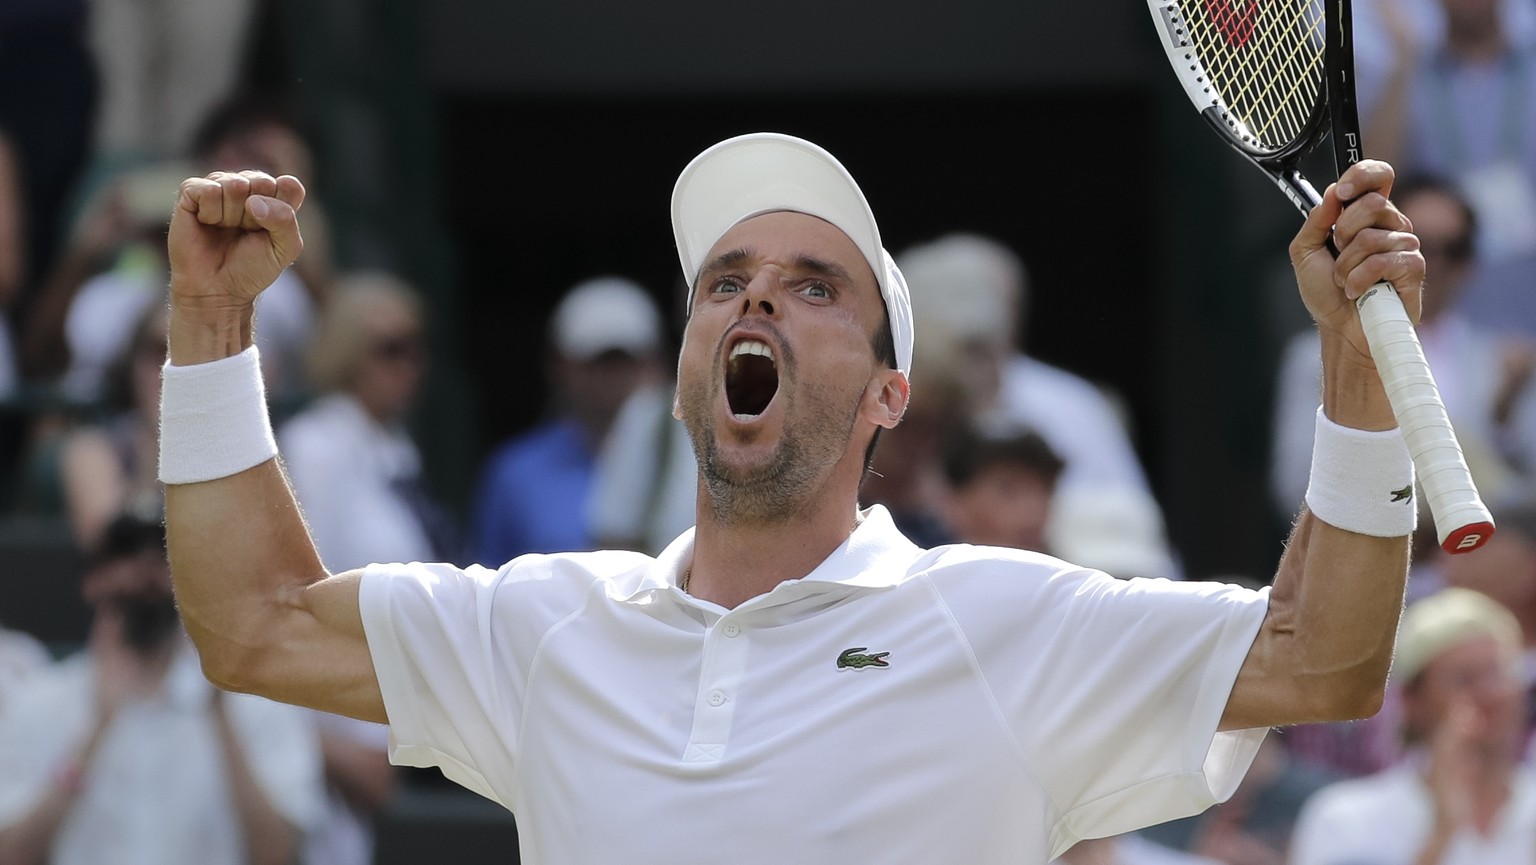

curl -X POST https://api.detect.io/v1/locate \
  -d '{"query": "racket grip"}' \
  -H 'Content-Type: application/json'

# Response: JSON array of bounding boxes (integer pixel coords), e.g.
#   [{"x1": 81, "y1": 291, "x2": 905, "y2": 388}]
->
[{"x1": 1355, "y1": 282, "x2": 1494, "y2": 553}]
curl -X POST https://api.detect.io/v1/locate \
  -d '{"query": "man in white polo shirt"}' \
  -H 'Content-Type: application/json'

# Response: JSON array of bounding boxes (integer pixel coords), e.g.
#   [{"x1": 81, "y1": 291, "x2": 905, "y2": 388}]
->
[{"x1": 157, "y1": 133, "x2": 1424, "y2": 863}]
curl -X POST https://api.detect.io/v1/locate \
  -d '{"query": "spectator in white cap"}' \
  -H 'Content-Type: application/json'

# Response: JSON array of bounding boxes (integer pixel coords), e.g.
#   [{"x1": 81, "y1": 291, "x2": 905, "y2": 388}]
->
[
  {"x1": 161, "y1": 134, "x2": 1425, "y2": 865},
  {"x1": 1290, "y1": 587, "x2": 1536, "y2": 865},
  {"x1": 468, "y1": 276, "x2": 664, "y2": 565}
]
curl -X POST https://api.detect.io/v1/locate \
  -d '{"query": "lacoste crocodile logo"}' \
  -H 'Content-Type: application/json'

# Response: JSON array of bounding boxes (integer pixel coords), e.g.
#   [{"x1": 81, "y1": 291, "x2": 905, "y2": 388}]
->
[
  {"x1": 837, "y1": 647, "x2": 890, "y2": 670},
  {"x1": 1391, "y1": 484, "x2": 1414, "y2": 503}
]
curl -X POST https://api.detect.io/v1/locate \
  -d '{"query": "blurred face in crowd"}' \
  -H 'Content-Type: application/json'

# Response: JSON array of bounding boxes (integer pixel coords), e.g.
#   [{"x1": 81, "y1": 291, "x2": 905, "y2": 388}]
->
[
  {"x1": 351, "y1": 297, "x2": 427, "y2": 423},
  {"x1": 675, "y1": 211, "x2": 899, "y2": 524},
  {"x1": 1403, "y1": 635, "x2": 1525, "y2": 755},
  {"x1": 1401, "y1": 188, "x2": 1476, "y2": 323},
  {"x1": 944, "y1": 461, "x2": 1056, "y2": 551},
  {"x1": 83, "y1": 545, "x2": 178, "y2": 654},
  {"x1": 207, "y1": 120, "x2": 315, "y2": 183},
  {"x1": 555, "y1": 348, "x2": 661, "y2": 443}
]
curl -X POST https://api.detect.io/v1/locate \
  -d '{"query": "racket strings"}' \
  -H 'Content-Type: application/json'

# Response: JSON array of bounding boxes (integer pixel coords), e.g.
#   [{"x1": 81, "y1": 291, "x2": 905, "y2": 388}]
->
[{"x1": 1178, "y1": 0, "x2": 1324, "y2": 151}]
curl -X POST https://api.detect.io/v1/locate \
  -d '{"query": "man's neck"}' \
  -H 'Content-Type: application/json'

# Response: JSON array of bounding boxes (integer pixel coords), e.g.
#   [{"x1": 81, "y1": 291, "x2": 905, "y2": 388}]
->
[{"x1": 687, "y1": 484, "x2": 864, "y2": 609}]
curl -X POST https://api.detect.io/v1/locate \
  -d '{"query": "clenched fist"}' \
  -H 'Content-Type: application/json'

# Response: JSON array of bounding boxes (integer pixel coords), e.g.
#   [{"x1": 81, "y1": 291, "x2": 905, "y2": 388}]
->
[{"x1": 168, "y1": 170, "x2": 306, "y2": 313}]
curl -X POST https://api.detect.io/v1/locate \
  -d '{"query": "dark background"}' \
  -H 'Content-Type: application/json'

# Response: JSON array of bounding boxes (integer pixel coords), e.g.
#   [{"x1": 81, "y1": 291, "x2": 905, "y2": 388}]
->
[{"x1": 255, "y1": 0, "x2": 1319, "y2": 582}]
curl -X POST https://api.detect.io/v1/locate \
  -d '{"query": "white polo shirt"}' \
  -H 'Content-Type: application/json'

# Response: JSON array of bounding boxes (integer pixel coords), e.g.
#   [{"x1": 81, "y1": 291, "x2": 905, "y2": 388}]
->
[{"x1": 360, "y1": 505, "x2": 1269, "y2": 864}]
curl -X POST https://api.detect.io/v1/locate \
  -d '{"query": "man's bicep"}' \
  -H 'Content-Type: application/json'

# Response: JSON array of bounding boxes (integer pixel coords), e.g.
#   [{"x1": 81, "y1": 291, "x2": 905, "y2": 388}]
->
[{"x1": 254, "y1": 569, "x2": 387, "y2": 724}]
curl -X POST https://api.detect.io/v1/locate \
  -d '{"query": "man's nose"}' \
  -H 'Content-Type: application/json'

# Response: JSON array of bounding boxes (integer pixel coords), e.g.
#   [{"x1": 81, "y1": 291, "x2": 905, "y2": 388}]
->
[{"x1": 740, "y1": 271, "x2": 779, "y2": 318}]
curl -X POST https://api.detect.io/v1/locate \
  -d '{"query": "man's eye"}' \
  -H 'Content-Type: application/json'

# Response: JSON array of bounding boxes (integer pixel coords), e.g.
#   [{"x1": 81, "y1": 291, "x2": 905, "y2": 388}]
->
[
  {"x1": 712, "y1": 277, "x2": 743, "y2": 294},
  {"x1": 803, "y1": 282, "x2": 832, "y2": 299}
]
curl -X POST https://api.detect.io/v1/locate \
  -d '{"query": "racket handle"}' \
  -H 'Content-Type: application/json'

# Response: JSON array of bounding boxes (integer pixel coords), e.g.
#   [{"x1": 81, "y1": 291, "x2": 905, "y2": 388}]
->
[{"x1": 1355, "y1": 281, "x2": 1494, "y2": 553}]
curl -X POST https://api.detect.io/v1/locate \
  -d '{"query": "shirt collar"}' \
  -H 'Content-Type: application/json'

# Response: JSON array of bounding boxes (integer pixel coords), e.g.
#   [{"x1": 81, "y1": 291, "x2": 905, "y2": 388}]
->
[{"x1": 616, "y1": 504, "x2": 920, "y2": 605}]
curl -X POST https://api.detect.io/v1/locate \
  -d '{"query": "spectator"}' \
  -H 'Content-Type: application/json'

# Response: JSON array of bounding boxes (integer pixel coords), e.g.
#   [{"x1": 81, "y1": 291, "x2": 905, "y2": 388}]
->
[
  {"x1": 586, "y1": 375, "x2": 697, "y2": 555},
  {"x1": 279, "y1": 271, "x2": 454, "y2": 575},
  {"x1": 17, "y1": 161, "x2": 180, "y2": 399},
  {"x1": 84, "y1": 0, "x2": 257, "y2": 171},
  {"x1": 278, "y1": 272, "x2": 432, "y2": 865},
  {"x1": 1439, "y1": 496, "x2": 1536, "y2": 754},
  {"x1": 1362, "y1": 0, "x2": 1536, "y2": 337},
  {"x1": 859, "y1": 311, "x2": 975, "y2": 548},
  {"x1": 1290, "y1": 587, "x2": 1536, "y2": 865},
  {"x1": 940, "y1": 422, "x2": 1064, "y2": 553},
  {"x1": 22, "y1": 93, "x2": 326, "y2": 404},
  {"x1": 470, "y1": 276, "x2": 664, "y2": 564},
  {"x1": 0, "y1": 509, "x2": 324, "y2": 865},
  {"x1": 1271, "y1": 174, "x2": 1536, "y2": 522},
  {"x1": 894, "y1": 232, "x2": 1179, "y2": 575},
  {"x1": 55, "y1": 301, "x2": 166, "y2": 550}
]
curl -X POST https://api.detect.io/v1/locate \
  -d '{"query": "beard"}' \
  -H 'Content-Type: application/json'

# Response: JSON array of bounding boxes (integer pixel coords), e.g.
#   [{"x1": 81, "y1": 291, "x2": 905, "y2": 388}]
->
[{"x1": 679, "y1": 340, "x2": 864, "y2": 527}]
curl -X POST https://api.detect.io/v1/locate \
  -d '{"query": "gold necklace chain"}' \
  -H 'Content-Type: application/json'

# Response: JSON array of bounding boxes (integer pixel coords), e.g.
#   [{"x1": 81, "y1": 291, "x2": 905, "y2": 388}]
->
[{"x1": 682, "y1": 567, "x2": 692, "y2": 593}]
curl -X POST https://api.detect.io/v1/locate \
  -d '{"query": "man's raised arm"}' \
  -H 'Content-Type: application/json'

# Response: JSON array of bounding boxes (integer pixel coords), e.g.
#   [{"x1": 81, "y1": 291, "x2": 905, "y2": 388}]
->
[
  {"x1": 163, "y1": 170, "x2": 385, "y2": 722},
  {"x1": 1221, "y1": 160, "x2": 1421, "y2": 731}
]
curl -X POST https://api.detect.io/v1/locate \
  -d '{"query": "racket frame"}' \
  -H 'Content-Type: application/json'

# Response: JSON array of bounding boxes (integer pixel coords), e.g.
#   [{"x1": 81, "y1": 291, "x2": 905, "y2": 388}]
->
[{"x1": 1147, "y1": 0, "x2": 1496, "y2": 553}]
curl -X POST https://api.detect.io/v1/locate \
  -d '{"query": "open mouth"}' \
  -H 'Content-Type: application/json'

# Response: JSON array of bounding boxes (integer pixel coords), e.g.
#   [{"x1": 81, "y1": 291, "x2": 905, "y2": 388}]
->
[{"x1": 725, "y1": 339, "x2": 779, "y2": 419}]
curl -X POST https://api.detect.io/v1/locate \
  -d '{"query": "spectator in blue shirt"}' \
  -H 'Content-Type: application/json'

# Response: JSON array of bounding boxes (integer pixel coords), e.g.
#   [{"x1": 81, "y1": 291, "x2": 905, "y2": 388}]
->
[{"x1": 469, "y1": 276, "x2": 665, "y2": 565}]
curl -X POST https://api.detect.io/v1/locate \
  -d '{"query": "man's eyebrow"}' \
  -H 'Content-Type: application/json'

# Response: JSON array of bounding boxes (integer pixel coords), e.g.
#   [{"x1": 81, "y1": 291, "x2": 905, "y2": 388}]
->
[
  {"x1": 790, "y1": 255, "x2": 854, "y2": 283},
  {"x1": 697, "y1": 248, "x2": 754, "y2": 280}
]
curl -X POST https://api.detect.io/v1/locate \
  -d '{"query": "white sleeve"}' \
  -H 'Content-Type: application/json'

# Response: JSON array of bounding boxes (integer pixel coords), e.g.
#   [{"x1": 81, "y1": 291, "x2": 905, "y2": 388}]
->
[
  {"x1": 357, "y1": 560, "x2": 538, "y2": 806},
  {"x1": 940, "y1": 566, "x2": 1270, "y2": 842},
  {"x1": 226, "y1": 694, "x2": 327, "y2": 831}
]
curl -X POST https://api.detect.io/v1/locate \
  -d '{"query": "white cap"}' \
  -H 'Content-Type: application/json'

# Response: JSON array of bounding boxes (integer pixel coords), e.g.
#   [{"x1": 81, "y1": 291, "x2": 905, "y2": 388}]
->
[
  {"x1": 671, "y1": 132, "x2": 914, "y2": 376},
  {"x1": 551, "y1": 276, "x2": 663, "y2": 360}
]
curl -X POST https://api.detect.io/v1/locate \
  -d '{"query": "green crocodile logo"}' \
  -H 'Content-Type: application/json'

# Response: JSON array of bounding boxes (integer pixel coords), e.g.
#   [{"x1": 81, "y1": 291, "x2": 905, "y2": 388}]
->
[
  {"x1": 837, "y1": 647, "x2": 890, "y2": 670},
  {"x1": 1391, "y1": 484, "x2": 1414, "y2": 503}
]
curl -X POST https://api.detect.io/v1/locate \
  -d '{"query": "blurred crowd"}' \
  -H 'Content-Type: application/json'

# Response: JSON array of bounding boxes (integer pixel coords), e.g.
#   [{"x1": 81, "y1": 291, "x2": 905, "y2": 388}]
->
[{"x1": 2, "y1": 0, "x2": 1536, "y2": 862}]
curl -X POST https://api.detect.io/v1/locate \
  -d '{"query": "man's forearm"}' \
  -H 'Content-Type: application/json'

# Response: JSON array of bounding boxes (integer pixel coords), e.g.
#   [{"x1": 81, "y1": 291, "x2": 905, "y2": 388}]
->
[
  {"x1": 1224, "y1": 336, "x2": 1412, "y2": 730},
  {"x1": 164, "y1": 304, "x2": 327, "y2": 690}
]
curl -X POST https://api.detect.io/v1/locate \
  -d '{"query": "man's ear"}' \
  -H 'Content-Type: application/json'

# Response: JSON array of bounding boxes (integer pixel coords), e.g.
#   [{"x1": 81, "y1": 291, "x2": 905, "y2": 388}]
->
[{"x1": 862, "y1": 370, "x2": 909, "y2": 430}]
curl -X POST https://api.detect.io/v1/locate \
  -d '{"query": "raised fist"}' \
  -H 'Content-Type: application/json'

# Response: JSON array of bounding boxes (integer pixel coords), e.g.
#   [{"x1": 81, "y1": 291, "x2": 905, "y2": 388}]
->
[{"x1": 167, "y1": 170, "x2": 306, "y2": 312}]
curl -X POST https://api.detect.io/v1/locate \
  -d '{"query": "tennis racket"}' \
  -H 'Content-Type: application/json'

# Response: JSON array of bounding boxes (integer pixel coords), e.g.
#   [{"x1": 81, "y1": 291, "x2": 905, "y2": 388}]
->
[{"x1": 1147, "y1": 0, "x2": 1494, "y2": 553}]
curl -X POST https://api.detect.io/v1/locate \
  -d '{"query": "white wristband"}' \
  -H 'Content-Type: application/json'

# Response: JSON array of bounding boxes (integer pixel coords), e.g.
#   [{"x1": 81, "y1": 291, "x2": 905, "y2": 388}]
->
[
  {"x1": 158, "y1": 346, "x2": 278, "y2": 484},
  {"x1": 1304, "y1": 407, "x2": 1417, "y2": 537}
]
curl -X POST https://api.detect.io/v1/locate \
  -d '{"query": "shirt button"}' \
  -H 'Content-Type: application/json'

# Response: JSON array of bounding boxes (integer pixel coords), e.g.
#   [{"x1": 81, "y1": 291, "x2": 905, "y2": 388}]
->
[
  {"x1": 722, "y1": 622, "x2": 741, "y2": 638},
  {"x1": 707, "y1": 690, "x2": 726, "y2": 707}
]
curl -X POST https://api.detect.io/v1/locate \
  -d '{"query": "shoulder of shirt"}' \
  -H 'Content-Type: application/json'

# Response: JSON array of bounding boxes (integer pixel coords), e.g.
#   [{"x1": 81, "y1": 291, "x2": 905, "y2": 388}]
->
[
  {"x1": 483, "y1": 548, "x2": 659, "y2": 596},
  {"x1": 911, "y1": 543, "x2": 1094, "y2": 595}
]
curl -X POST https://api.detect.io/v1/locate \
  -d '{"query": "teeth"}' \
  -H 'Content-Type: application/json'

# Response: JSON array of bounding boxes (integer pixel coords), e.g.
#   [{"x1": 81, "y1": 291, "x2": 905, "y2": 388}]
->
[{"x1": 729, "y1": 340, "x2": 774, "y2": 361}]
